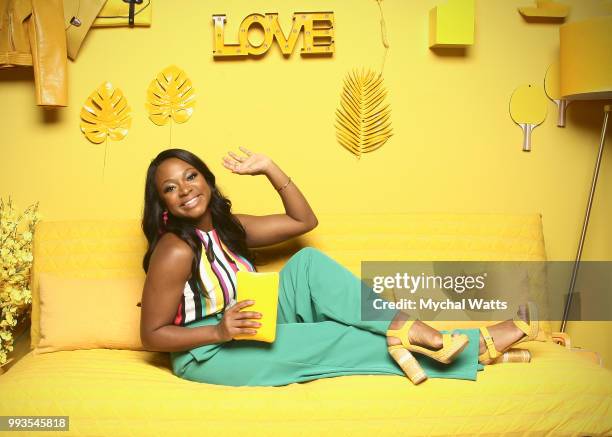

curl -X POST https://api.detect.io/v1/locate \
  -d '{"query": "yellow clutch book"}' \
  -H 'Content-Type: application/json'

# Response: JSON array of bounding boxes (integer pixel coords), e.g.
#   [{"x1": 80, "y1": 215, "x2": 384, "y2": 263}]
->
[{"x1": 233, "y1": 271, "x2": 279, "y2": 343}]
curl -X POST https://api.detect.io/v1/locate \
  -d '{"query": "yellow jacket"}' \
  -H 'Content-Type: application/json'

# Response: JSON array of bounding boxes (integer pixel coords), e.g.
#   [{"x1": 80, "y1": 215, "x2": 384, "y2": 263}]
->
[{"x1": 0, "y1": 0, "x2": 67, "y2": 107}]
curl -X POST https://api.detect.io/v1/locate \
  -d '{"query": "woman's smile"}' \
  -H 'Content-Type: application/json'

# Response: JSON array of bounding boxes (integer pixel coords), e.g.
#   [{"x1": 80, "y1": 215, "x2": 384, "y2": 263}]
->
[{"x1": 181, "y1": 194, "x2": 202, "y2": 209}]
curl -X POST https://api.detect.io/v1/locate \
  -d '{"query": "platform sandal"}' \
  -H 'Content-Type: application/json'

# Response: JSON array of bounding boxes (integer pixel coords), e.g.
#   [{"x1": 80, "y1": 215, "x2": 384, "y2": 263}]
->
[
  {"x1": 386, "y1": 320, "x2": 470, "y2": 365},
  {"x1": 479, "y1": 301, "x2": 540, "y2": 365},
  {"x1": 388, "y1": 345, "x2": 428, "y2": 384}
]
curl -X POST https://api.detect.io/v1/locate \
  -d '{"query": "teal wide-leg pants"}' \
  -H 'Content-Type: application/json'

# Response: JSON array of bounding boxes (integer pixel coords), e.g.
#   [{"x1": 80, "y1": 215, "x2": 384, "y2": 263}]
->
[{"x1": 171, "y1": 247, "x2": 482, "y2": 386}]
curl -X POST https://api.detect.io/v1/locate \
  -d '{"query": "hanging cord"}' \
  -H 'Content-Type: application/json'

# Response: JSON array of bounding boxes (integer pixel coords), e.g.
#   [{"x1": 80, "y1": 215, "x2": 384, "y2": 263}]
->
[
  {"x1": 375, "y1": 0, "x2": 390, "y2": 75},
  {"x1": 103, "y1": 137, "x2": 108, "y2": 182},
  {"x1": 169, "y1": 120, "x2": 173, "y2": 147}
]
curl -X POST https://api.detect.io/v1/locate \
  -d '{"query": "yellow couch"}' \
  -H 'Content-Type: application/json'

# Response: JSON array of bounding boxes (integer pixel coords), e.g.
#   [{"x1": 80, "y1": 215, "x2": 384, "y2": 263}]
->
[{"x1": 1, "y1": 213, "x2": 611, "y2": 436}]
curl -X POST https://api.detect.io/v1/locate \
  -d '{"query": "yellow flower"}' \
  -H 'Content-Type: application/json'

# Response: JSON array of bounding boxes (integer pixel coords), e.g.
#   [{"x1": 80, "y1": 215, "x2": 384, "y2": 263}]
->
[
  {"x1": 1, "y1": 197, "x2": 39, "y2": 362},
  {"x1": 9, "y1": 288, "x2": 22, "y2": 302}
]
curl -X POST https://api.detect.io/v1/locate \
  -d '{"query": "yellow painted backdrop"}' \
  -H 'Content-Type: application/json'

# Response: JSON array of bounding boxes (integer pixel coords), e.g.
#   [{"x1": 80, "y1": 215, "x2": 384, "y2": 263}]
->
[{"x1": 1, "y1": 0, "x2": 610, "y2": 365}]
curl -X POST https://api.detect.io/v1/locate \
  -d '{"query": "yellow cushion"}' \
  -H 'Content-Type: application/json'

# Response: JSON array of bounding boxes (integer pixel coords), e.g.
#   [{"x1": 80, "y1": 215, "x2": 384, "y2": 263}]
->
[
  {"x1": 30, "y1": 213, "x2": 553, "y2": 349},
  {"x1": 34, "y1": 273, "x2": 145, "y2": 354},
  {"x1": 1, "y1": 341, "x2": 610, "y2": 436},
  {"x1": 30, "y1": 220, "x2": 147, "y2": 349}
]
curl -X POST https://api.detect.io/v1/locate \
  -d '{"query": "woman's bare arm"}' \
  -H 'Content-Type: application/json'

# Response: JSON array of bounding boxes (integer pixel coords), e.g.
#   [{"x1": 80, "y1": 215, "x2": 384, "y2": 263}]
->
[
  {"x1": 140, "y1": 233, "x2": 222, "y2": 352},
  {"x1": 235, "y1": 161, "x2": 318, "y2": 246},
  {"x1": 223, "y1": 147, "x2": 318, "y2": 247}
]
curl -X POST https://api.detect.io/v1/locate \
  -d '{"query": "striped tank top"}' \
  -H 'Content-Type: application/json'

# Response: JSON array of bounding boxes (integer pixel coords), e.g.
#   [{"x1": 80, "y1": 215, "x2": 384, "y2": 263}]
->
[{"x1": 173, "y1": 228, "x2": 255, "y2": 326}]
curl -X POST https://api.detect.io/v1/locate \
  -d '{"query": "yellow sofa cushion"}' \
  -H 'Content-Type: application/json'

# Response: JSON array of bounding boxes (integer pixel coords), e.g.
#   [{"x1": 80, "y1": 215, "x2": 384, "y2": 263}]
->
[
  {"x1": 1, "y1": 341, "x2": 610, "y2": 436},
  {"x1": 29, "y1": 213, "x2": 553, "y2": 349},
  {"x1": 34, "y1": 273, "x2": 145, "y2": 354},
  {"x1": 30, "y1": 220, "x2": 147, "y2": 349}
]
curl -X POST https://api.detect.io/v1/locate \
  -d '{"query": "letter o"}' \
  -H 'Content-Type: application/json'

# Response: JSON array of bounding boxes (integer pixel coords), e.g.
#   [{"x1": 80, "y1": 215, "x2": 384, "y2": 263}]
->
[{"x1": 238, "y1": 14, "x2": 274, "y2": 56}]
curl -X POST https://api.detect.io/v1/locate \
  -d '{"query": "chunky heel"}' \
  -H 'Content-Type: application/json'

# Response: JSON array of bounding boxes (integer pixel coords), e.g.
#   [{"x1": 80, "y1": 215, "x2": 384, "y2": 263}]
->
[
  {"x1": 387, "y1": 321, "x2": 469, "y2": 364},
  {"x1": 493, "y1": 348, "x2": 532, "y2": 364},
  {"x1": 388, "y1": 345, "x2": 427, "y2": 384}
]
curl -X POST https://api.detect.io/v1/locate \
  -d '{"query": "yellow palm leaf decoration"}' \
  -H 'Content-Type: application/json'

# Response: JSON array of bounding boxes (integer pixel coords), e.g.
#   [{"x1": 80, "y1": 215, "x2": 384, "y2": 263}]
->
[
  {"x1": 335, "y1": 69, "x2": 393, "y2": 158},
  {"x1": 146, "y1": 65, "x2": 196, "y2": 127},
  {"x1": 80, "y1": 82, "x2": 132, "y2": 180},
  {"x1": 80, "y1": 81, "x2": 131, "y2": 144}
]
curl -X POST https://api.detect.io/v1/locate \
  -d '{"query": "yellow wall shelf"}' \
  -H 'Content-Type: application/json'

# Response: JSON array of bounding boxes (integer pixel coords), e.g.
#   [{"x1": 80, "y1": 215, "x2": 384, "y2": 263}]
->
[{"x1": 429, "y1": 0, "x2": 475, "y2": 48}]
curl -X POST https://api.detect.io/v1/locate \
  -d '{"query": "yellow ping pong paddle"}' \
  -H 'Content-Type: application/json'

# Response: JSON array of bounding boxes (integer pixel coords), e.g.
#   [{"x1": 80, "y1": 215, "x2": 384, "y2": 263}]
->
[
  {"x1": 544, "y1": 62, "x2": 571, "y2": 127},
  {"x1": 509, "y1": 84, "x2": 548, "y2": 152}
]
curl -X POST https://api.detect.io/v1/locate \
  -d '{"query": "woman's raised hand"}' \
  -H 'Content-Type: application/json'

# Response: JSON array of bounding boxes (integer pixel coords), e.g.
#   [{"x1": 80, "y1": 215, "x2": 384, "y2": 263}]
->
[
  {"x1": 222, "y1": 146, "x2": 272, "y2": 176},
  {"x1": 214, "y1": 299, "x2": 262, "y2": 342}
]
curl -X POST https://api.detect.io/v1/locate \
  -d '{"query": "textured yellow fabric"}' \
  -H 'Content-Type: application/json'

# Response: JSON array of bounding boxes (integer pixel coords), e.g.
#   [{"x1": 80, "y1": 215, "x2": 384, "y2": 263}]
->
[
  {"x1": 29, "y1": 213, "x2": 552, "y2": 349},
  {"x1": 30, "y1": 220, "x2": 148, "y2": 349},
  {"x1": 1, "y1": 342, "x2": 610, "y2": 436},
  {"x1": 35, "y1": 274, "x2": 145, "y2": 354}
]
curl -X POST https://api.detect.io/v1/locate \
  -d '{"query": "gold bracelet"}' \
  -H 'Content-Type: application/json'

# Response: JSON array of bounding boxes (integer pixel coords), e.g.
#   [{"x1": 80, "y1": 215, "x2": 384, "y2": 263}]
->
[{"x1": 276, "y1": 177, "x2": 292, "y2": 192}]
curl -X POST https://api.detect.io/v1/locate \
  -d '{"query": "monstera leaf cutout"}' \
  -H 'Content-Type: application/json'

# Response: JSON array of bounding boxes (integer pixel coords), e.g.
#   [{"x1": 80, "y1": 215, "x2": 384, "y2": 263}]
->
[
  {"x1": 146, "y1": 65, "x2": 196, "y2": 126},
  {"x1": 80, "y1": 81, "x2": 132, "y2": 144},
  {"x1": 335, "y1": 69, "x2": 393, "y2": 158}
]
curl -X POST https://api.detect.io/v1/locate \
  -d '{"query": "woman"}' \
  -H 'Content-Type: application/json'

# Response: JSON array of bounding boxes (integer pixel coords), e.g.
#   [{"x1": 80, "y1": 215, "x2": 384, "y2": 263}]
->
[{"x1": 140, "y1": 147, "x2": 539, "y2": 386}]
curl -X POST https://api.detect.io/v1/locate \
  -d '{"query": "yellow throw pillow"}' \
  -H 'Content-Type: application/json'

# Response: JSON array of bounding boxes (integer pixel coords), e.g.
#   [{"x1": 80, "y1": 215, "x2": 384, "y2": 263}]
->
[
  {"x1": 233, "y1": 271, "x2": 279, "y2": 343},
  {"x1": 34, "y1": 273, "x2": 145, "y2": 354}
]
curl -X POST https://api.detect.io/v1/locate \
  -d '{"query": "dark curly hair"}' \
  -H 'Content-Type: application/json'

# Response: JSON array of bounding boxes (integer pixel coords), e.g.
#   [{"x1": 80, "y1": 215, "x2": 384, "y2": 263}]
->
[{"x1": 141, "y1": 148, "x2": 256, "y2": 302}]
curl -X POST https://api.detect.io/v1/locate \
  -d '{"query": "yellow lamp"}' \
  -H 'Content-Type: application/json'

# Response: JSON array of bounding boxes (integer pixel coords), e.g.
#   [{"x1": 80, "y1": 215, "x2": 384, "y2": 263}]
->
[
  {"x1": 558, "y1": 15, "x2": 612, "y2": 332},
  {"x1": 560, "y1": 16, "x2": 612, "y2": 100}
]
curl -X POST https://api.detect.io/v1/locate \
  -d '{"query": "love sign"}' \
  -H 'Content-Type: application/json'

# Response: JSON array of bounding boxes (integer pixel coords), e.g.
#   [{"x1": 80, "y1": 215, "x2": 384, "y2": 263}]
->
[{"x1": 213, "y1": 12, "x2": 335, "y2": 58}]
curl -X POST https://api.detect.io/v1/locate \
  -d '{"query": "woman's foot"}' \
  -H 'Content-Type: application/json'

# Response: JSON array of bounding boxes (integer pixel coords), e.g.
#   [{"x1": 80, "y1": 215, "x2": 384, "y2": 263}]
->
[
  {"x1": 386, "y1": 312, "x2": 470, "y2": 365},
  {"x1": 386, "y1": 312, "x2": 461, "y2": 350},
  {"x1": 477, "y1": 320, "x2": 525, "y2": 355},
  {"x1": 478, "y1": 304, "x2": 533, "y2": 359},
  {"x1": 388, "y1": 317, "x2": 526, "y2": 356}
]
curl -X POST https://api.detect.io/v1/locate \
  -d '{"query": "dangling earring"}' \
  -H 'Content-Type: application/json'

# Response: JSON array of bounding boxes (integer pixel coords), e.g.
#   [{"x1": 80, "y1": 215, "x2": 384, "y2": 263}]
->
[{"x1": 162, "y1": 210, "x2": 169, "y2": 226}]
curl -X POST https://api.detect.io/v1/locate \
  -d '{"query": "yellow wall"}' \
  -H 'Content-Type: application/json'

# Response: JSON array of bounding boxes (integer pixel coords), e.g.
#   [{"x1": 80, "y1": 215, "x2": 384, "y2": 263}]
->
[{"x1": 1, "y1": 1, "x2": 610, "y2": 364}]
